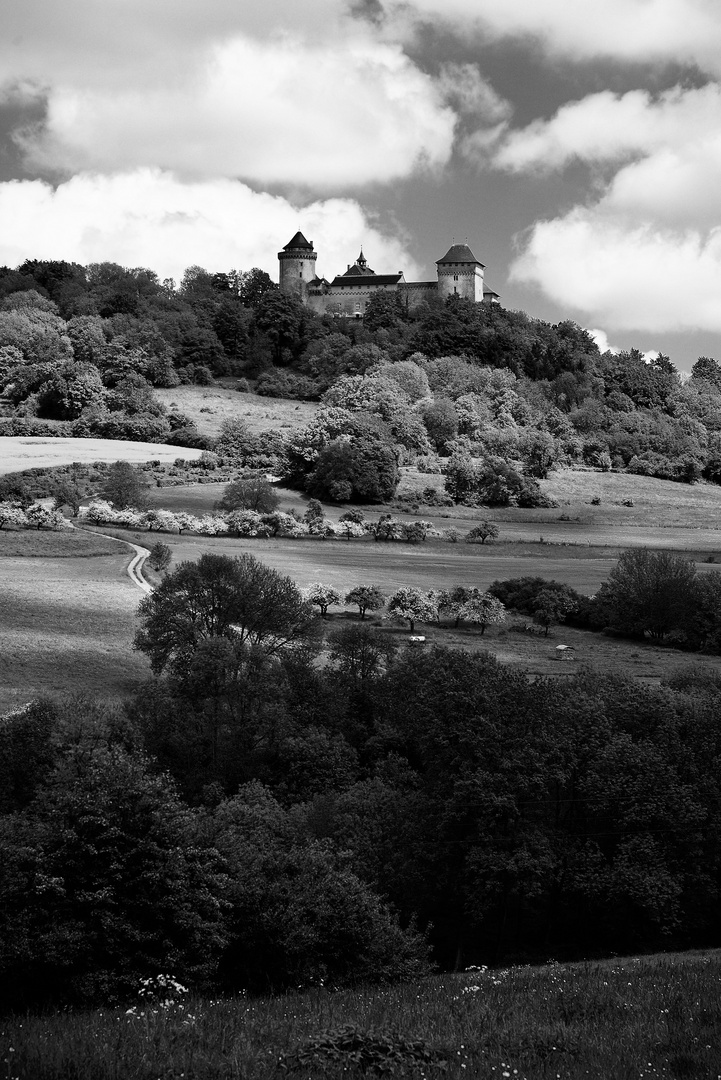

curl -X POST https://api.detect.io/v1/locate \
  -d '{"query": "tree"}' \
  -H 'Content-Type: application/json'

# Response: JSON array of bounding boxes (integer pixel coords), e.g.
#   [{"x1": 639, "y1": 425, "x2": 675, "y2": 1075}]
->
[
  {"x1": 148, "y1": 542, "x2": 172, "y2": 572},
  {"x1": 53, "y1": 480, "x2": 82, "y2": 516},
  {"x1": 216, "y1": 476, "x2": 280, "y2": 514},
  {"x1": 345, "y1": 584, "x2": 386, "y2": 620},
  {"x1": 306, "y1": 437, "x2": 400, "y2": 503},
  {"x1": 460, "y1": 592, "x2": 507, "y2": 634},
  {"x1": 519, "y1": 430, "x2": 559, "y2": 478},
  {"x1": 532, "y1": 588, "x2": 576, "y2": 636},
  {"x1": 386, "y1": 587, "x2": 437, "y2": 633},
  {"x1": 338, "y1": 509, "x2": 366, "y2": 539},
  {"x1": 600, "y1": 548, "x2": 697, "y2": 640},
  {"x1": 421, "y1": 397, "x2": 459, "y2": 452},
  {"x1": 304, "y1": 582, "x2": 342, "y2": 618},
  {"x1": 0, "y1": 739, "x2": 228, "y2": 1009},
  {"x1": 444, "y1": 453, "x2": 478, "y2": 503},
  {"x1": 134, "y1": 553, "x2": 317, "y2": 675},
  {"x1": 100, "y1": 460, "x2": 149, "y2": 509},
  {"x1": 466, "y1": 521, "x2": 499, "y2": 544},
  {"x1": 327, "y1": 624, "x2": 397, "y2": 682},
  {"x1": 437, "y1": 586, "x2": 473, "y2": 627}
]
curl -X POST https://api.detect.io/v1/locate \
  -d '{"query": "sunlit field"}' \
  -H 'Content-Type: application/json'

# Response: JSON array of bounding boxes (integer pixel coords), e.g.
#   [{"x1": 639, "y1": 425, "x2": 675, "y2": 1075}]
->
[
  {"x1": 0, "y1": 531, "x2": 147, "y2": 713},
  {"x1": 3, "y1": 951, "x2": 719, "y2": 1079},
  {"x1": 0, "y1": 436, "x2": 203, "y2": 476},
  {"x1": 154, "y1": 385, "x2": 319, "y2": 438}
]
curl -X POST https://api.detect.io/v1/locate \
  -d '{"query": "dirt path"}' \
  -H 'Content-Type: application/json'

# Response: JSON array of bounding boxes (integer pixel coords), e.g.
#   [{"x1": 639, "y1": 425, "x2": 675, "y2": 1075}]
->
[{"x1": 73, "y1": 524, "x2": 152, "y2": 594}]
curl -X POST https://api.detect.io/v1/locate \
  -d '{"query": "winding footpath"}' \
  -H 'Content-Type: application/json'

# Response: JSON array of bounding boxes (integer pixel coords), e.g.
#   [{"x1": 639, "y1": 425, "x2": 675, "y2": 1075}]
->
[{"x1": 72, "y1": 523, "x2": 153, "y2": 594}]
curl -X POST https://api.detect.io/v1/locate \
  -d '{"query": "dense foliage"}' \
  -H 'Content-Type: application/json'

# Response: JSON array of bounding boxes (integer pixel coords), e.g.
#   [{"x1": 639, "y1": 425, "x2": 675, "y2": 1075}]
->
[{"x1": 4, "y1": 256, "x2": 721, "y2": 495}]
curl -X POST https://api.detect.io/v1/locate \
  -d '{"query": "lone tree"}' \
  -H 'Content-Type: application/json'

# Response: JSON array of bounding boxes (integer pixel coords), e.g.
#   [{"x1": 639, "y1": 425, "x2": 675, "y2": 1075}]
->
[
  {"x1": 134, "y1": 552, "x2": 317, "y2": 675},
  {"x1": 101, "y1": 460, "x2": 149, "y2": 509},
  {"x1": 216, "y1": 475, "x2": 280, "y2": 514},
  {"x1": 344, "y1": 584, "x2": 386, "y2": 620},
  {"x1": 466, "y1": 521, "x2": 499, "y2": 545},
  {"x1": 304, "y1": 582, "x2": 342, "y2": 618},
  {"x1": 386, "y1": 587, "x2": 437, "y2": 634},
  {"x1": 148, "y1": 542, "x2": 172, "y2": 572}
]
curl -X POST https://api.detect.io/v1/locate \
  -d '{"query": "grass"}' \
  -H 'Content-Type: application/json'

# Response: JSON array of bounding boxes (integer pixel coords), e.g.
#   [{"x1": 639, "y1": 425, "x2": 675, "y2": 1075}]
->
[
  {"x1": 0, "y1": 528, "x2": 120, "y2": 557},
  {"x1": 0, "y1": 533, "x2": 149, "y2": 714},
  {"x1": 2, "y1": 950, "x2": 720, "y2": 1079},
  {"x1": 0, "y1": 436, "x2": 203, "y2": 476},
  {"x1": 154, "y1": 386, "x2": 319, "y2": 438}
]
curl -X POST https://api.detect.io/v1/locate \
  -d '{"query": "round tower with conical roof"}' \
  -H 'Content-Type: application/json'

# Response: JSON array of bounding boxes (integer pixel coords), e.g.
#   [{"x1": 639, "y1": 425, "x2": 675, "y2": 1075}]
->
[
  {"x1": 436, "y1": 242, "x2": 485, "y2": 302},
  {"x1": 278, "y1": 231, "x2": 318, "y2": 300}
]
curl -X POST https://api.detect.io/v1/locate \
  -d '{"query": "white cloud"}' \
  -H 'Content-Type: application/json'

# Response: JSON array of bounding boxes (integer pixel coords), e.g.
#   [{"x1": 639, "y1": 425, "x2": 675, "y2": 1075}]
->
[
  {"x1": 511, "y1": 212, "x2": 721, "y2": 333},
  {"x1": 1, "y1": 2, "x2": 456, "y2": 190},
  {"x1": 494, "y1": 85, "x2": 721, "y2": 175},
  {"x1": 15, "y1": 36, "x2": 454, "y2": 189},
  {"x1": 588, "y1": 329, "x2": 619, "y2": 355},
  {"x1": 382, "y1": 0, "x2": 721, "y2": 76},
  {"x1": 0, "y1": 170, "x2": 420, "y2": 283}
]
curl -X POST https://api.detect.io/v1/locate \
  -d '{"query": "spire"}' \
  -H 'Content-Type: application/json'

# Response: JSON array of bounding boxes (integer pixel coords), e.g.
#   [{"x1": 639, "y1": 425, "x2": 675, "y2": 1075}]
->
[{"x1": 357, "y1": 248, "x2": 367, "y2": 266}]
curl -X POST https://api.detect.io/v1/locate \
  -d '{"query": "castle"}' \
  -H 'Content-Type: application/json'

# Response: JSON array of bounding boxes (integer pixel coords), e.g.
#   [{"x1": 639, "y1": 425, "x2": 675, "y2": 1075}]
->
[{"x1": 278, "y1": 231, "x2": 499, "y2": 317}]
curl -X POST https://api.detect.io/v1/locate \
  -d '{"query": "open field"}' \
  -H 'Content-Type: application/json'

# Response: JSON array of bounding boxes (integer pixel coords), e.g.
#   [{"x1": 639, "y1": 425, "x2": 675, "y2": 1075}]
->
[
  {"x1": 101, "y1": 529, "x2": 721, "y2": 682},
  {"x1": 0, "y1": 436, "x2": 203, "y2": 476},
  {"x1": 0, "y1": 538, "x2": 148, "y2": 714},
  {"x1": 406, "y1": 466, "x2": 721, "y2": 531},
  {"x1": 155, "y1": 385, "x2": 319, "y2": 437},
  {"x1": 0, "y1": 528, "x2": 120, "y2": 557},
  {"x1": 3, "y1": 950, "x2": 720, "y2": 1079}
]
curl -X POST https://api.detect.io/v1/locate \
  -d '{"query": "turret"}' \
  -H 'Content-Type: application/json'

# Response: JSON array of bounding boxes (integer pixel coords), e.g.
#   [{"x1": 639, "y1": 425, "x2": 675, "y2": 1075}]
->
[
  {"x1": 436, "y1": 242, "x2": 485, "y2": 302},
  {"x1": 278, "y1": 231, "x2": 318, "y2": 300}
]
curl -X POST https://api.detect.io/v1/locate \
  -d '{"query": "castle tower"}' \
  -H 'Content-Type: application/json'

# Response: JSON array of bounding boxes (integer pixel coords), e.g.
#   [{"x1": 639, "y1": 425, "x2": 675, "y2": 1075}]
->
[
  {"x1": 278, "y1": 231, "x2": 318, "y2": 300},
  {"x1": 436, "y1": 242, "x2": 485, "y2": 302}
]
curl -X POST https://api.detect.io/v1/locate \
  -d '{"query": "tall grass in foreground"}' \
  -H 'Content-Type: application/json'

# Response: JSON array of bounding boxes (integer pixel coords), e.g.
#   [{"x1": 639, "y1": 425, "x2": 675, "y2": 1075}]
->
[{"x1": 2, "y1": 952, "x2": 720, "y2": 1079}]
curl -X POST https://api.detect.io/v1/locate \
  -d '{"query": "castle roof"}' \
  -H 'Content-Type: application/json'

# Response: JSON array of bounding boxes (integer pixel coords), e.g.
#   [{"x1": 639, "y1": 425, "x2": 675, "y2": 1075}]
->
[
  {"x1": 436, "y1": 243, "x2": 484, "y2": 267},
  {"x1": 282, "y1": 231, "x2": 314, "y2": 252},
  {"x1": 330, "y1": 273, "x2": 404, "y2": 288}
]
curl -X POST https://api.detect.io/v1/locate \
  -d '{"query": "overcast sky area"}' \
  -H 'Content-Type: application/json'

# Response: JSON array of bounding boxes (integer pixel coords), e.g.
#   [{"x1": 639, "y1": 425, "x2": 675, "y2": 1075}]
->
[{"x1": 2, "y1": 0, "x2": 721, "y2": 369}]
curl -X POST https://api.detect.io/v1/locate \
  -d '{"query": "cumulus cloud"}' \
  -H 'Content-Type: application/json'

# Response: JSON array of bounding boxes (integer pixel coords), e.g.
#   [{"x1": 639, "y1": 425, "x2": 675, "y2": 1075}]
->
[
  {"x1": 0, "y1": 170, "x2": 420, "y2": 283},
  {"x1": 1, "y1": 2, "x2": 455, "y2": 190},
  {"x1": 18, "y1": 38, "x2": 455, "y2": 188},
  {"x1": 494, "y1": 85, "x2": 721, "y2": 175},
  {"x1": 511, "y1": 212, "x2": 721, "y2": 333},
  {"x1": 497, "y1": 78, "x2": 721, "y2": 332},
  {"x1": 380, "y1": 0, "x2": 721, "y2": 76}
]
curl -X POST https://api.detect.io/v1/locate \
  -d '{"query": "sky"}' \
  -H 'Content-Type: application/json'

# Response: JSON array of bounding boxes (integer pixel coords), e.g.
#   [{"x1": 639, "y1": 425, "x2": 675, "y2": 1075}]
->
[{"x1": 1, "y1": 0, "x2": 721, "y2": 370}]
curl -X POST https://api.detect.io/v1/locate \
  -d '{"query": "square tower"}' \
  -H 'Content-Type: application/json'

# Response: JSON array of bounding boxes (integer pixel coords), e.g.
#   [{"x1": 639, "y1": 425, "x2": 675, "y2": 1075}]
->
[{"x1": 436, "y1": 243, "x2": 485, "y2": 303}]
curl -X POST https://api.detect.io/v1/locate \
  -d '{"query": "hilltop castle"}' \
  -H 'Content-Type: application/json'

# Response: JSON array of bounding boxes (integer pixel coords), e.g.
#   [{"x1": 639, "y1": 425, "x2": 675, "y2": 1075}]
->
[{"x1": 278, "y1": 232, "x2": 499, "y2": 318}]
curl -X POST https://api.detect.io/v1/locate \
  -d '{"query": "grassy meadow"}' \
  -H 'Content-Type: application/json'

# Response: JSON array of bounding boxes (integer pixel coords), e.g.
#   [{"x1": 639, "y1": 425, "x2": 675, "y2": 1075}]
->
[
  {"x1": 0, "y1": 435, "x2": 203, "y2": 476},
  {"x1": 0, "y1": 530, "x2": 148, "y2": 713},
  {"x1": 2, "y1": 951, "x2": 719, "y2": 1079},
  {"x1": 154, "y1": 384, "x2": 319, "y2": 438}
]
